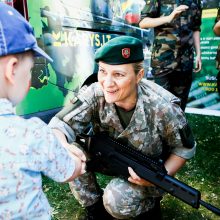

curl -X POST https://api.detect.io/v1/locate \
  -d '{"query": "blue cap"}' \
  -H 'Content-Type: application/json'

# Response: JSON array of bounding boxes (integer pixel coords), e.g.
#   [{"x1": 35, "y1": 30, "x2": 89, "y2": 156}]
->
[{"x1": 0, "y1": 3, "x2": 53, "y2": 62}]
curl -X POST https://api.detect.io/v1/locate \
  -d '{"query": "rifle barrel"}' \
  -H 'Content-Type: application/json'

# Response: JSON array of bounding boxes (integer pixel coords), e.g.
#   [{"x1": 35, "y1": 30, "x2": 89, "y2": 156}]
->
[{"x1": 200, "y1": 200, "x2": 220, "y2": 215}]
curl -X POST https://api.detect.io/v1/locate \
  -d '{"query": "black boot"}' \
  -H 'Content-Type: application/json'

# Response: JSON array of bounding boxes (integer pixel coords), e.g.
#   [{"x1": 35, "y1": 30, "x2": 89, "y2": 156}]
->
[
  {"x1": 135, "y1": 198, "x2": 162, "y2": 220},
  {"x1": 85, "y1": 198, "x2": 114, "y2": 220}
]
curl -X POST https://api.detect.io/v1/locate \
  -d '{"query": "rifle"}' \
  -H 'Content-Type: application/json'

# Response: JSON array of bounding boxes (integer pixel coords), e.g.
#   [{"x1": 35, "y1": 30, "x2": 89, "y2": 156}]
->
[{"x1": 76, "y1": 133, "x2": 220, "y2": 216}]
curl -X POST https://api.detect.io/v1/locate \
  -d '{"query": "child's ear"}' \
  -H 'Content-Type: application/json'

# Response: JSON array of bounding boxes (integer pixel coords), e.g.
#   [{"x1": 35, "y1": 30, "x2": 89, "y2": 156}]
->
[{"x1": 4, "y1": 56, "x2": 18, "y2": 85}]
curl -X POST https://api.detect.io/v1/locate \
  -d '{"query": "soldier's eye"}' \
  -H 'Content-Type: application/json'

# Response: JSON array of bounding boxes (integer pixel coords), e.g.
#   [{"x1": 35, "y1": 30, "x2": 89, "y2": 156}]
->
[
  {"x1": 99, "y1": 68, "x2": 105, "y2": 73},
  {"x1": 115, "y1": 72, "x2": 124, "y2": 77}
]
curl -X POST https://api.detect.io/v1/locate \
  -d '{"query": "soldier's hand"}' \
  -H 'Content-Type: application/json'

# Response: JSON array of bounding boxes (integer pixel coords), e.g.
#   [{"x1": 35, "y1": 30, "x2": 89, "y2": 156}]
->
[
  {"x1": 168, "y1": 5, "x2": 189, "y2": 22},
  {"x1": 128, "y1": 167, "x2": 154, "y2": 187},
  {"x1": 193, "y1": 55, "x2": 202, "y2": 73}
]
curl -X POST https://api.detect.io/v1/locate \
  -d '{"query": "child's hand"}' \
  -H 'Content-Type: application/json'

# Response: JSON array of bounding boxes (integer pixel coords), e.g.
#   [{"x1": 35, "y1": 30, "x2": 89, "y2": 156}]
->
[
  {"x1": 64, "y1": 143, "x2": 87, "y2": 181},
  {"x1": 65, "y1": 142, "x2": 87, "y2": 162},
  {"x1": 71, "y1": 153, "x2": 87, "y2": 176}
]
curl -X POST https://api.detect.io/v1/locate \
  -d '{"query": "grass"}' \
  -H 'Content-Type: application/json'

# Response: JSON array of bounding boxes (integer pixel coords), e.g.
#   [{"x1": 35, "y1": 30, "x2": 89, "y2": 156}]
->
[{"x1": 43, "y1": 114, "x2": 220, "y2": 220}]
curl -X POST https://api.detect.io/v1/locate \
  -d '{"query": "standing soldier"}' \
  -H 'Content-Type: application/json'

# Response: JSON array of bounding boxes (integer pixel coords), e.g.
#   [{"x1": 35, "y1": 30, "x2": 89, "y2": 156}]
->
[{"x1": 139, "y1": 0, "x2": 202, "y2": 111}]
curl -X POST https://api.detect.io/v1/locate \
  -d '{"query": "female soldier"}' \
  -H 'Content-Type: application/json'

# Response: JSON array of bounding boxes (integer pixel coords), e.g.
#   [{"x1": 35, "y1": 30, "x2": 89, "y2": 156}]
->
[{"x1": 49, "y1": 36, "x2": 196, "y2": 219}]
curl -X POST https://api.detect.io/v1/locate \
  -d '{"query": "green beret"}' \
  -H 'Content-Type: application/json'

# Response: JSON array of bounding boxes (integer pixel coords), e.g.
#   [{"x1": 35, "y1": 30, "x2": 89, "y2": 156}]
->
[{"x1": 95, "y1": 36, "x2": 144, "y2": 65}]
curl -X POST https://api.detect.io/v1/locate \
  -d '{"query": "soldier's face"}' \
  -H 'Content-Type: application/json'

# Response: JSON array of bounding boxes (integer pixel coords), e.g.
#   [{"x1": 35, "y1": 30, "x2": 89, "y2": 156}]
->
[{"x1": 98, "y1": 61, "x2": 141, "y2": 108}]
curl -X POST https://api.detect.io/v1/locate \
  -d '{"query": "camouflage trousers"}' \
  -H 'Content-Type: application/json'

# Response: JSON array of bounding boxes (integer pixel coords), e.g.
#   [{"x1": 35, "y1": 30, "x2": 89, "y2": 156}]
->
[
  {"x1": 154, "y1": 70, "x2": 193, "y2": 111},
  {"x1": 69, "y1": 171, "x2": 163, "y2": 219}
]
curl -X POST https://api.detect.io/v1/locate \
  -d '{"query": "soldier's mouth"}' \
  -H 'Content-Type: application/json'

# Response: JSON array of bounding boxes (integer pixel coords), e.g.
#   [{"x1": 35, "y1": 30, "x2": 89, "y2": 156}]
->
[{"x1": 106, "y1": 89, "x2": 119, "y2": 94}]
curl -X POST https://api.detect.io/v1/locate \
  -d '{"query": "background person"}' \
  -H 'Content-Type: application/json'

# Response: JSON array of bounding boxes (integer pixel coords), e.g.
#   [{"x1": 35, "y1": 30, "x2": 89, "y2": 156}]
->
[
  {"x1": 213, "y1": 8, "x2": 220, "y2": 94},
  {"x1": 139, "y1": 0, "x2": 202, "y2": 111},
  {"x1": 214, "y1": 20, "x2": 220, "y2": 36},
  {"x1": 49, "y1": 36, "x2": 196, "y2": 219},
  {"x1": 0, "y1": 3, "x2": 86, "y2": 219}
]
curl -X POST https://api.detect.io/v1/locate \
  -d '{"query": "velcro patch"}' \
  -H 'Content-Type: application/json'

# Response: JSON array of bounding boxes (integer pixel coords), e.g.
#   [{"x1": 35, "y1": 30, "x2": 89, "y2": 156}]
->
[{"x1": 179, "y1": 123, "x2": 195, "y2": 148}]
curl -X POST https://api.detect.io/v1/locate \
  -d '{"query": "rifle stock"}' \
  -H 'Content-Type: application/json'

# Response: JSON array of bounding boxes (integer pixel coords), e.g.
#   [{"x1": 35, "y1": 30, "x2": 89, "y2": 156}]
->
[{"x1": 76, "y1": 133, "x2": 220, "y2": 216}]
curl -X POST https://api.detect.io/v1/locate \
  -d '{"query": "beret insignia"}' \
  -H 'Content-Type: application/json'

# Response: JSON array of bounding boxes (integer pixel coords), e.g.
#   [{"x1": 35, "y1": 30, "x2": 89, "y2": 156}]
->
[{"x1": 122, "y1": 48, "x2": 130, "y2": 59}]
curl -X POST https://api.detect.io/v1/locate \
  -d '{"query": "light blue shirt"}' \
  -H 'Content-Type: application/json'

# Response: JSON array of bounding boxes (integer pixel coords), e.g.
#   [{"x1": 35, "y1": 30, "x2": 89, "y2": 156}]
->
[{"x1": 0, "y1": 99, "x2": 75, "y2": 219}]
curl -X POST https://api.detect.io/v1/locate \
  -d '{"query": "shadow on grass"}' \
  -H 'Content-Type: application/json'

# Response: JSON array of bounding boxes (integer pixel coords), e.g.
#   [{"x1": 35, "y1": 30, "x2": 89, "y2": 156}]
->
[{"x1": 186, "y1": 114, "x2": 220, "y2": 181}]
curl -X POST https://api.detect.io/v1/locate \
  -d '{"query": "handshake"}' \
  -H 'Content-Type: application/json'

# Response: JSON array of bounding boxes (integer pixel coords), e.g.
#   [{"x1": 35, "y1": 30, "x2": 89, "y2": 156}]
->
[{"x1": 62, "y1": 141, "x2": 87, "y2": 181}]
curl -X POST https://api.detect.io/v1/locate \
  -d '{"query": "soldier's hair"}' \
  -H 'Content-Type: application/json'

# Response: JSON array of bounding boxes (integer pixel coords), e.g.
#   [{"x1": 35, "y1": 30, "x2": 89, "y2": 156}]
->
[{"x1": 132, "y1": 61, "x2": 144, "y2": 75}]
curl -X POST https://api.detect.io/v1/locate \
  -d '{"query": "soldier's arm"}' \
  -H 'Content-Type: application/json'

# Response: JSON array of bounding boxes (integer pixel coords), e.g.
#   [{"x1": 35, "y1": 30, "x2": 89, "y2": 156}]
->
[
  {"x1": 52, "y1": 128, "x2": 86, "y2": 161},
  {"x1": 164, "y1": 154, "x2": 186, "y2": 176},
  {"x1": 214, "y1": 21, "x2": 220, "y2": 36},
  {"x1": 193, "y1": 30, "x2": 202, "y2": 72},
  {"x1": 139, "y1": 5, "x2": 188, "y2": 29},
  {"x1": 128, "y1": 153, "x2": 186, "y2": 187},
  {"x1": 139, "y1": 16, "x2": 172, "y2": 28}
]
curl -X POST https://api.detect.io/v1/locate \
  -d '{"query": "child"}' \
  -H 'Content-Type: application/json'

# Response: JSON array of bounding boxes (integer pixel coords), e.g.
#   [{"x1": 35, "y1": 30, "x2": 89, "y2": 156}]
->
[{"x1": 0, "y1": 3, "x2": 86, "y2": 219}]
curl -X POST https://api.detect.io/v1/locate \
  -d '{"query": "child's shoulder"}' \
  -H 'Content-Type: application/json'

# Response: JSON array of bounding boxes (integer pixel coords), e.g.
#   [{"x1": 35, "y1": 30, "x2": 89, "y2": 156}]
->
[
  {"x1": 15, "y1": 116, "x2": 47, "y2": 130},
  {"x1": 0, "y1": 101, "x2": 46, "y2": 132},
  {"x1": 20, "y1": 117, "x2": 55, "y2": 141},
  {"x1": 6, "y1": 115, "x2": 52, "y2": 141}
]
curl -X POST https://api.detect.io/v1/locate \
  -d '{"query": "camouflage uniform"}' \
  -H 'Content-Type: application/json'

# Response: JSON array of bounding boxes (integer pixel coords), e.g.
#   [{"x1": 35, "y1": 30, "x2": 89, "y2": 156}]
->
[
  {"x1": 49, "y1": 79, "x2": 195, "y2": 219},
  {"x1": 140, "y1": 0, "x2": 202, "y2": 110}
]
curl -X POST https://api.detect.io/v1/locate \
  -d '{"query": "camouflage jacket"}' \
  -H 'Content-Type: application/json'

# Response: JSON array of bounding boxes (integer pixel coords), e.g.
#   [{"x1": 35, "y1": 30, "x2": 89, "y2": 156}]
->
[
  {"x1": 49, "y1": 79, "x2": 196, "y2": 159},
  {"x1": 140, "y1": 0, "x2": 202, "y2": 75}
]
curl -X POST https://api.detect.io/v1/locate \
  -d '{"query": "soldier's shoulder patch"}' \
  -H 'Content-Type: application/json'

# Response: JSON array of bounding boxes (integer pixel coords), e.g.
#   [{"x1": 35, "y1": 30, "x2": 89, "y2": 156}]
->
[
  {"x1": 56, "y1": 97, "x2": 81, "y2": 120},
  {"x1": 179, "y1": 123, "x2": 195, "y2": 149}
]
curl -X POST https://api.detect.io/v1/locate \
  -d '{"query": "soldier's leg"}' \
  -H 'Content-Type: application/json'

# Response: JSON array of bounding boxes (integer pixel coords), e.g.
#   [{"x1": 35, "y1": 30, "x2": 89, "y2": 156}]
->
[
  {"x1": 154, "y1": 74, "x2": 171, "y2": 92},
  {"x1": 103, "y1": 178, "x2": 163, "y2": 219},
  {"x1": 170, "y1": 70, "x2": 193, "y2": 111},
  {"x1": 68, "y1": 141, "x2": 102, "y2": 206},
  {"x1": 68, "y1": 142, "x2": 113, "y2": 219},
  {"x1": 135, "y1": 197, "x2": 162, "y2": 220},
  {"x1": 154, "y1": 70, "x2": 193, "y2": 111},
  {"x1": 69, "y1": 172, "x2": 113, "y2": 219},
  {"x1": 69, "y1": 172, "x2": 102, "y2": 206}
]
